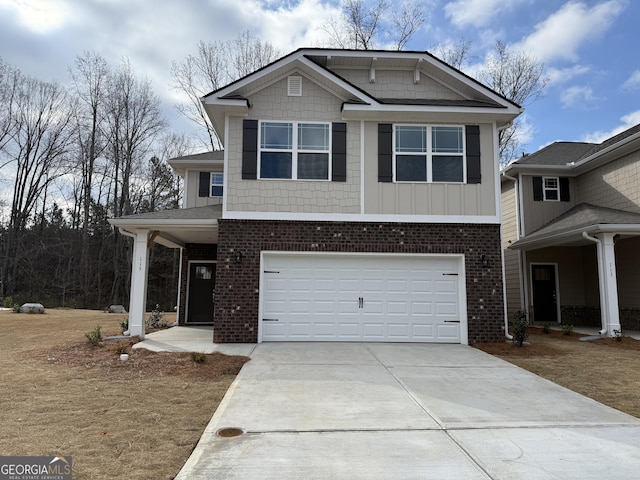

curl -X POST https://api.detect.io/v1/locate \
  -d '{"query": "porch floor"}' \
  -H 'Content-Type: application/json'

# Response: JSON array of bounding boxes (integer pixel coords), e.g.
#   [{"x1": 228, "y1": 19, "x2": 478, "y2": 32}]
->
[{"x1": 132, "y1": 326, "x2": 256, "y2": 356}]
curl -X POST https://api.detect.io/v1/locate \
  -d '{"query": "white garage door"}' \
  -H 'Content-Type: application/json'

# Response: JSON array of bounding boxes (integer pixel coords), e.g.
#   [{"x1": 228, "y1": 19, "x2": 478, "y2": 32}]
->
[{"x1": 261, "y1": 253, "x2": 465, "y2": 343}]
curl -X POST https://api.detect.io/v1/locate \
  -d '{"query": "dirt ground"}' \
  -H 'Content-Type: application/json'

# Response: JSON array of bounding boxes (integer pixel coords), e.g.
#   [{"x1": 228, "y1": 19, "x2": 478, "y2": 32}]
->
[
  {"x1": 475, "y1": 327, "x2": 640, "y2": 418},
  {"x1": 0, "y1": 308, "x2": 249, "y2": 480}
]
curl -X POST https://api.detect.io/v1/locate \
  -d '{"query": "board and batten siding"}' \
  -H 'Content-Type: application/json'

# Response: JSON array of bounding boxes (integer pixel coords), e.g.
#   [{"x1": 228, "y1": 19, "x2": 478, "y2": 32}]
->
[
  {"x1": 501, "y1": 181, "x2": 522, "y2": 319},
  {"x1": 363, "y1": 122, "x2": 497, "y2": 216},
  {"x1": 521, "y1": 175, "x2": 577, "y2": 235},
  {"x1": 184, "y1": 169, "x2": 224, "y2": 209}
]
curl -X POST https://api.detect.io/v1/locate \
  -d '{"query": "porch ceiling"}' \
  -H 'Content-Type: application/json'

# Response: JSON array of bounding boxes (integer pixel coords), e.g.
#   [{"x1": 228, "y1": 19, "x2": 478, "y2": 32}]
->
[
  {"x1": 510, "y1": 203, "x2": 640, "y2": 250},
  {"x1": 108, "y1": 205, "x2": 221, "y2": 248}
]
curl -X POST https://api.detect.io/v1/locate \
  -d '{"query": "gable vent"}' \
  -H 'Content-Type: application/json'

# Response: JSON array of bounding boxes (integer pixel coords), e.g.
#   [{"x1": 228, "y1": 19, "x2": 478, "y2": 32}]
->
[{"x1": 288, "y1": 76, "x2": 302, "y2": 96}]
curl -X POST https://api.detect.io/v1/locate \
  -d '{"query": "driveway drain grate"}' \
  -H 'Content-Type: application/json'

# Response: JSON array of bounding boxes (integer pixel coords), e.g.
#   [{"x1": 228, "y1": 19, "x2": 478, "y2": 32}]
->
[{"x1": 216, "y1": 427, "x2": 244, "y2": 438}]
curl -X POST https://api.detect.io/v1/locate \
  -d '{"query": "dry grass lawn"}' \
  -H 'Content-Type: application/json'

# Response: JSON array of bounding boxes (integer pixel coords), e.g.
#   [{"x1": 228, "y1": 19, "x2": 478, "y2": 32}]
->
[
  {"x1": 476, "y1": 327, "x2": 640, "y2": 418},
  {"x1": 0, "y1": 308, "x2": 249, "y2": 480}
]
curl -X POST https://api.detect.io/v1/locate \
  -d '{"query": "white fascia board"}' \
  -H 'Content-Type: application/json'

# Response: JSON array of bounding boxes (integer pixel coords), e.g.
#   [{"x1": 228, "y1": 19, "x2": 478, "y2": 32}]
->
[
  {"x1": 503, "y1": 164, "x2": 575, "y2": 176},
  {"x1": 222, "y1": 211, "x2": 500, "y2": 224}
]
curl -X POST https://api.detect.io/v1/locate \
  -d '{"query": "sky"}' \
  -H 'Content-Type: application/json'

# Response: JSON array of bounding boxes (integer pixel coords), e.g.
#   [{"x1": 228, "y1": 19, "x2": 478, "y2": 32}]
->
[{"x1": 1, "y1": 0, "x2": 639, "y2": 155}]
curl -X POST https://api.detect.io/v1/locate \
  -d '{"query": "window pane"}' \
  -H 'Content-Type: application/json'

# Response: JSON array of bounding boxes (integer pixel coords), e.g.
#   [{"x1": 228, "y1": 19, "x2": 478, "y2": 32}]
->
[
  {"x1": 211, "y1": 185, "x2": 223, "y2": 197},
  {"x1": 396, "y1": 126, "x2": 426, "y2": 153},
  {"x1": 261, "y1": 122, "x2": 292, "y2": 149},
  {"x1": 298, "y1": 153, "x2": 329, "y2": 179},
  {"x1": 396, "y1": 155, "x2": 427, "y2": 181},
  {"x1": 544, "y1": 177, "x2": 558, "y2": 189},
  {"x1": 260, "y1": 152, "x2": 292, "y2": 178},
  {"x1": 432, "y1": 126, "x2": 463, "y2": 153},
  {"x1": 298, "y1": 123, "x2": 329, "y2": 151},
  {"x1": 212, "y1": 173, "x2": 224, "y2": 185},
  {"x1": 545, "y1": 189, "x2": 559, "y2": 200},
  {"x1": 432, "y1": 155, "x2": 463, "y2": 182}
]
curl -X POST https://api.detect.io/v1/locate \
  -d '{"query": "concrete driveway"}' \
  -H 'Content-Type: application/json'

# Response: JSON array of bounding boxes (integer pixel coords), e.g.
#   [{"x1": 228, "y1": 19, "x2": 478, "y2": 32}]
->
[{"x1": 175, "y1": 343, "x2": 640, "y2": 479}]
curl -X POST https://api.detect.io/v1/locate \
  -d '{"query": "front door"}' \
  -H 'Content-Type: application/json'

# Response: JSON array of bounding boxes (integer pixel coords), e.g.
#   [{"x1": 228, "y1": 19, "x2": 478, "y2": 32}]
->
[
  {"x1": 531, "y1": 264, "x2": 558, "y2": 323},
  {"x1": 186, "y1": 262, "x2": 215, "y2": 325}
]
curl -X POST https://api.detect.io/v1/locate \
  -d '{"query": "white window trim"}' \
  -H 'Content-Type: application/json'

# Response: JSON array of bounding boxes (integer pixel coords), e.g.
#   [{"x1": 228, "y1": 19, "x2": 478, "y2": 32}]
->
[
  {"x1": 542, "y1": 176, "x2": 560, "y2": 202},
  {"x1": 210, "y1": 173, "x2": 224, "y2": 197},
  {"x1": 392, "y1": 124, "x2": 466, "y2": 184},
  {"x1": 257, "y1": 120, "x2": 332, "y2": 181}
]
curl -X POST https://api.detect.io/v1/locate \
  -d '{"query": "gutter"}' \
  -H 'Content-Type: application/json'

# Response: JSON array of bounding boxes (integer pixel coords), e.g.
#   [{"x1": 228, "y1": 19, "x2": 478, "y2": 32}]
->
[
  {"x1": 581, "y1": 232, "x2": 607, "y2": 336},
  {"x1": 500, "y1": 171, "x2": 520, "y2": 341}
]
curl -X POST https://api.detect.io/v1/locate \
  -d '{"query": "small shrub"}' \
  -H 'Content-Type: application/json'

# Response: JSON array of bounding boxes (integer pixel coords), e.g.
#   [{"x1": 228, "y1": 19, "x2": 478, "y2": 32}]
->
[
  {"x1": 120, "y1": 319, "x2": 129, "y2": 334},
  {"x1": 190, "y1": 351, "x2": 206, "y2": 364},
  {"x1": 542, "y1": 323, "x2": 551, "y2": 334},
  {"x1": 614, "y1": 329, "x2": 623, "y2": 342},
  {"x1": 85, "y1": 325, "x2": 102, "y2": 346},
  {"x1": 3, "y1": 296, "x2": 13, "y2": 308},
  {"x1": 12, "y1": 303, "x2": 21, "y2": 313},
  {"x1": 148, "y1": 304, "x2": 169, "y2": 329},
  {"x1": 561, "y1": 324, "x2": 574, "y2": 336},
  {"x1": 512, "y1": 310, "x2": 529, "y2": 347},
  {"x1": 114, "y1": 344, "x2": 129, "y2": 355}
]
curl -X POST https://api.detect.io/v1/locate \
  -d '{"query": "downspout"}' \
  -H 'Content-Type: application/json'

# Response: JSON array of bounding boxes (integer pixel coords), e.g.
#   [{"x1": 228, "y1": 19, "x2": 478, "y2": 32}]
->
[
  {"x1": 582, "y1": 232, "x2": 608, "y2": 335},
  {"x1": 500, "y1": 171, "x2": 520, "y2": 341},
  {"x1": 118, "y1": 227, "x2": 136, "y2": 239}
]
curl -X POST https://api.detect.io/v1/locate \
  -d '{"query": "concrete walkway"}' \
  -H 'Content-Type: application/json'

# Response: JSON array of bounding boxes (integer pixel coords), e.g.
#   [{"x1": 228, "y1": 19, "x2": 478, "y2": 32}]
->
[{"x1": 168, "y1": 341, "x2": 640, "y2": 480}]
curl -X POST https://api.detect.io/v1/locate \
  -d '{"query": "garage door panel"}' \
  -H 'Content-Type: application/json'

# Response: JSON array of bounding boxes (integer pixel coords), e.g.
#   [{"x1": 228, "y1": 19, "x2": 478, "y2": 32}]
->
[{"x1": 262, "y1": 254, "x2": 463, "y2": 343}]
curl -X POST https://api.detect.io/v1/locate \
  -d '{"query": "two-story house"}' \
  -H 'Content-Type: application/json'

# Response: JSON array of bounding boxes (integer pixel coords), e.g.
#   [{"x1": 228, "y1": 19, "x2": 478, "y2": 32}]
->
[
  {"x1": 501, "y1": 123, "x2": 640, "y2": 337},
  {"x1": 111, "y1": 48, "x2": 522, "y2": 344}
]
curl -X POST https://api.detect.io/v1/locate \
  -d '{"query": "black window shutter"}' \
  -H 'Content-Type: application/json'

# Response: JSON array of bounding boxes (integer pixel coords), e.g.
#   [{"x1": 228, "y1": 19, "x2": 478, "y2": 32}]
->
[
  {"x1": 533, "y1": 176, "x2": 543, "y2": 201},
  {"x1": 465, "y1": 125, "x2": 481, "y2": 184},
  {"x1": 378, "y1": 123, "x2": 393, "y2": 182},
  {"x1": 560, "y1": 177, "x2": 570, "y2": 202},
  {"x1": 198, "y1": 172, "x2": 210, "y2": 197},
  {"x1": 332, "y1": 122, "x2": 347, "y2": 182},
  {"x1": 242, "y1": 119, "x2": 258, "y2": 180}
]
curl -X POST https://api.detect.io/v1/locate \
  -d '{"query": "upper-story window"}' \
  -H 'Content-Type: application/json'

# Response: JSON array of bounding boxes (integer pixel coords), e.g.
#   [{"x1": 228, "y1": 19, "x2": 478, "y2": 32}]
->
[
  {"x1": 198, "y1": 172, "x2": 223, "y2": 197},
  {"x1": 394, "y1": 125, "x2": 465, "y2": 183},
  {"x1": 259, "y1": 121, "x2": 330, "y2": 180},
  {"x1": 211, "y1": 173, "x2": 224, "y2": 197},
  {"x1": 543, "y1": 176, "x2": 559, "y2": 201}
]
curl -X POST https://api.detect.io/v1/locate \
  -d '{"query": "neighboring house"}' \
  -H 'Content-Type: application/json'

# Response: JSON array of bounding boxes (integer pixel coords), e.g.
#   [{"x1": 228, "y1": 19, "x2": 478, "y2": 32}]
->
[
  {"x1": 110, "y1": 48, "x2": 521, "y2": 344},
  {"x1": 501, "y1": 124, "x2": 640, "y2": 336}
]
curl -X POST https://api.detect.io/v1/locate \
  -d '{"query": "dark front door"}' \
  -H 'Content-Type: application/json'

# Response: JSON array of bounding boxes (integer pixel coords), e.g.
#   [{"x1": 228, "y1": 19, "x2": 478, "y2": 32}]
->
[
  {"x1": 531, "y1": 264, "x2": 558, "y2": 323},
  {"x1": 187, "y1": 262, "x2": 215, "y2": 324}
]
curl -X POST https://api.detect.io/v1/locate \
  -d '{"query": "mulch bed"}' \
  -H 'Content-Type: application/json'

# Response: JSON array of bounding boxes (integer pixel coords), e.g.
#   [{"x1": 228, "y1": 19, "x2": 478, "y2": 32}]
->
[{"x1": 42, "y1": 333, "x2": 250, "y2": 379}]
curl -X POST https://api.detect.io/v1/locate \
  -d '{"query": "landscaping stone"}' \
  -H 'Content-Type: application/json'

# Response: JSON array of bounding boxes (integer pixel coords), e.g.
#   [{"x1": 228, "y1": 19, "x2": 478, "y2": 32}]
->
[
  {"x1": 108, "y1": 304, "x2": 127, "y2": 313},
  {"x1": 20, "y1": 303, "x2": 45, "y2": 314}
]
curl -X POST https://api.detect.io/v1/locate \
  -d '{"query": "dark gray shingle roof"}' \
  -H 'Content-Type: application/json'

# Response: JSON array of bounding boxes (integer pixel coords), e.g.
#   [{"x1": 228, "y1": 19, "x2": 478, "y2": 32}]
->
[
  {"x1": 514, "y1": 142, "x2": 596, "y2": 166},
  {"x1": 114, "y1": 205, "x2": 222, "y2": 222}
]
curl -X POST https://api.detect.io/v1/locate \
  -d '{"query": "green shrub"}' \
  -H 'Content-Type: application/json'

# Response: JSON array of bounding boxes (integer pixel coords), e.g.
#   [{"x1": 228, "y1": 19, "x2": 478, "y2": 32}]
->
[
  {"x1": 512, "y1": 310, "x2": 529, "y2": 347},
  {"x1": 120, "y1": 319, "x2": 129, "y2": 334},
  {"x1": 542, "y1": 323, "x2": 551, "y2": 334},
  {"x1": 3, "y1": 296, "x2": 13, "y2": 308},
  {"x1": 114, "y1": 344, "x2": 129, "y2": 355},
  {"x1": 561, "y1": 324, "x2": 574, "y2": 336},
  {"x1": 12, "y1": 304, "x2": 21, "y2": 313},
  {"x1": 190, "y1": 351, "x2": 206, "y2": 364},
  {"x1": 85, "y1": 325, "x2": 102, "y2": 346},
  {"x1": 148, "y1": 304, "x2": 169, "y2": 329}
]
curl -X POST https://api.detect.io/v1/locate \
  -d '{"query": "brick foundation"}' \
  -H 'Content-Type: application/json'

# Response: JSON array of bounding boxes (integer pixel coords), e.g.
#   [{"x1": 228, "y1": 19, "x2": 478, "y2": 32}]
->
[{"x1": 214, "y1": 219, "x2": 504, "y2": 344}]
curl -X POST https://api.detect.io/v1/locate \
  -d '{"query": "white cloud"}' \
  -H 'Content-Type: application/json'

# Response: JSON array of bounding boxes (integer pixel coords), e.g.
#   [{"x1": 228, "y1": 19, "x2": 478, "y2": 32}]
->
[
  {"x1": 560, "y1": 85, "x2": 597, "y2": 108},
  {"x1": 444, "y1": 0, "x2": 526, "y2": 28},
  {"x1": 547, "y1": 64, "x2": 590, "y2": 85},
  {"x1": 512, "y1": 1, "x2": 626, "y2": 63},
  {"x1": 622, "y1": 70, "x2": 640, "y2": 90},
  {"x1": 0, "y1": 0, "x2": 72, "y2": 33},
  {"x1": 582, "y1": 110, "x2": 640, "y2": 143}
]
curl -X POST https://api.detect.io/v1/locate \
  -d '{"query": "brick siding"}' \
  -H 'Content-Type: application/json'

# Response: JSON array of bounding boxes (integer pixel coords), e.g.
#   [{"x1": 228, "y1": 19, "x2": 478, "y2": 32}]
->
[
  {"x1": 178, "y1": 244, "x2": 217, "y2": 325},
  {"x1": 214, "y1": 219, "x2": 504, "y2": 344}
]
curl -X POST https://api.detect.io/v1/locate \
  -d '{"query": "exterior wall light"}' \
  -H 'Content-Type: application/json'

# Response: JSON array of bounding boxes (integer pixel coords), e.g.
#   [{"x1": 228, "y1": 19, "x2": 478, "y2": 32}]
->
[
  {"x1": 234, "y1": 250, "x2": 245, "y2": 263},
  {"x1": 481, "y1": 254, "x2": 489, "y2": 268}
]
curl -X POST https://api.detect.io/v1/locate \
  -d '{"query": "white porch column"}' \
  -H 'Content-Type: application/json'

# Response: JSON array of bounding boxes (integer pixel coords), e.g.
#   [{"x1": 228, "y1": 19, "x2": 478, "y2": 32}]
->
[
  {"x1": 128, "y1": 230, "x2": 150, "y2": 339},
  {"x1": 600, "y1": 233, "x2": 621, "y2": 336}
]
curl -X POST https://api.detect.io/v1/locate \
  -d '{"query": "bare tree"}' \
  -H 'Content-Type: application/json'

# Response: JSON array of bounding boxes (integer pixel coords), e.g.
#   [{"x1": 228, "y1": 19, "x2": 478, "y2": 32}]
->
[
  {"x1": 433, "y1": 38, "x2": 473, "y2": 69},
  {"x1": 0, "y1": 57, "x2": 20, "y2": 163},
  {"x1": 171, "y1": 31, "x2": 279, "y2": 151},
  {"x1": 1, "y1": 73, "x2": 76, "y2": 296},
  {"x1": 478, "y1": 41, "x2": 548, "y2": 164},
  {"x1": 389, "y1": 2, "x2": 427, "y2": 51}
]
